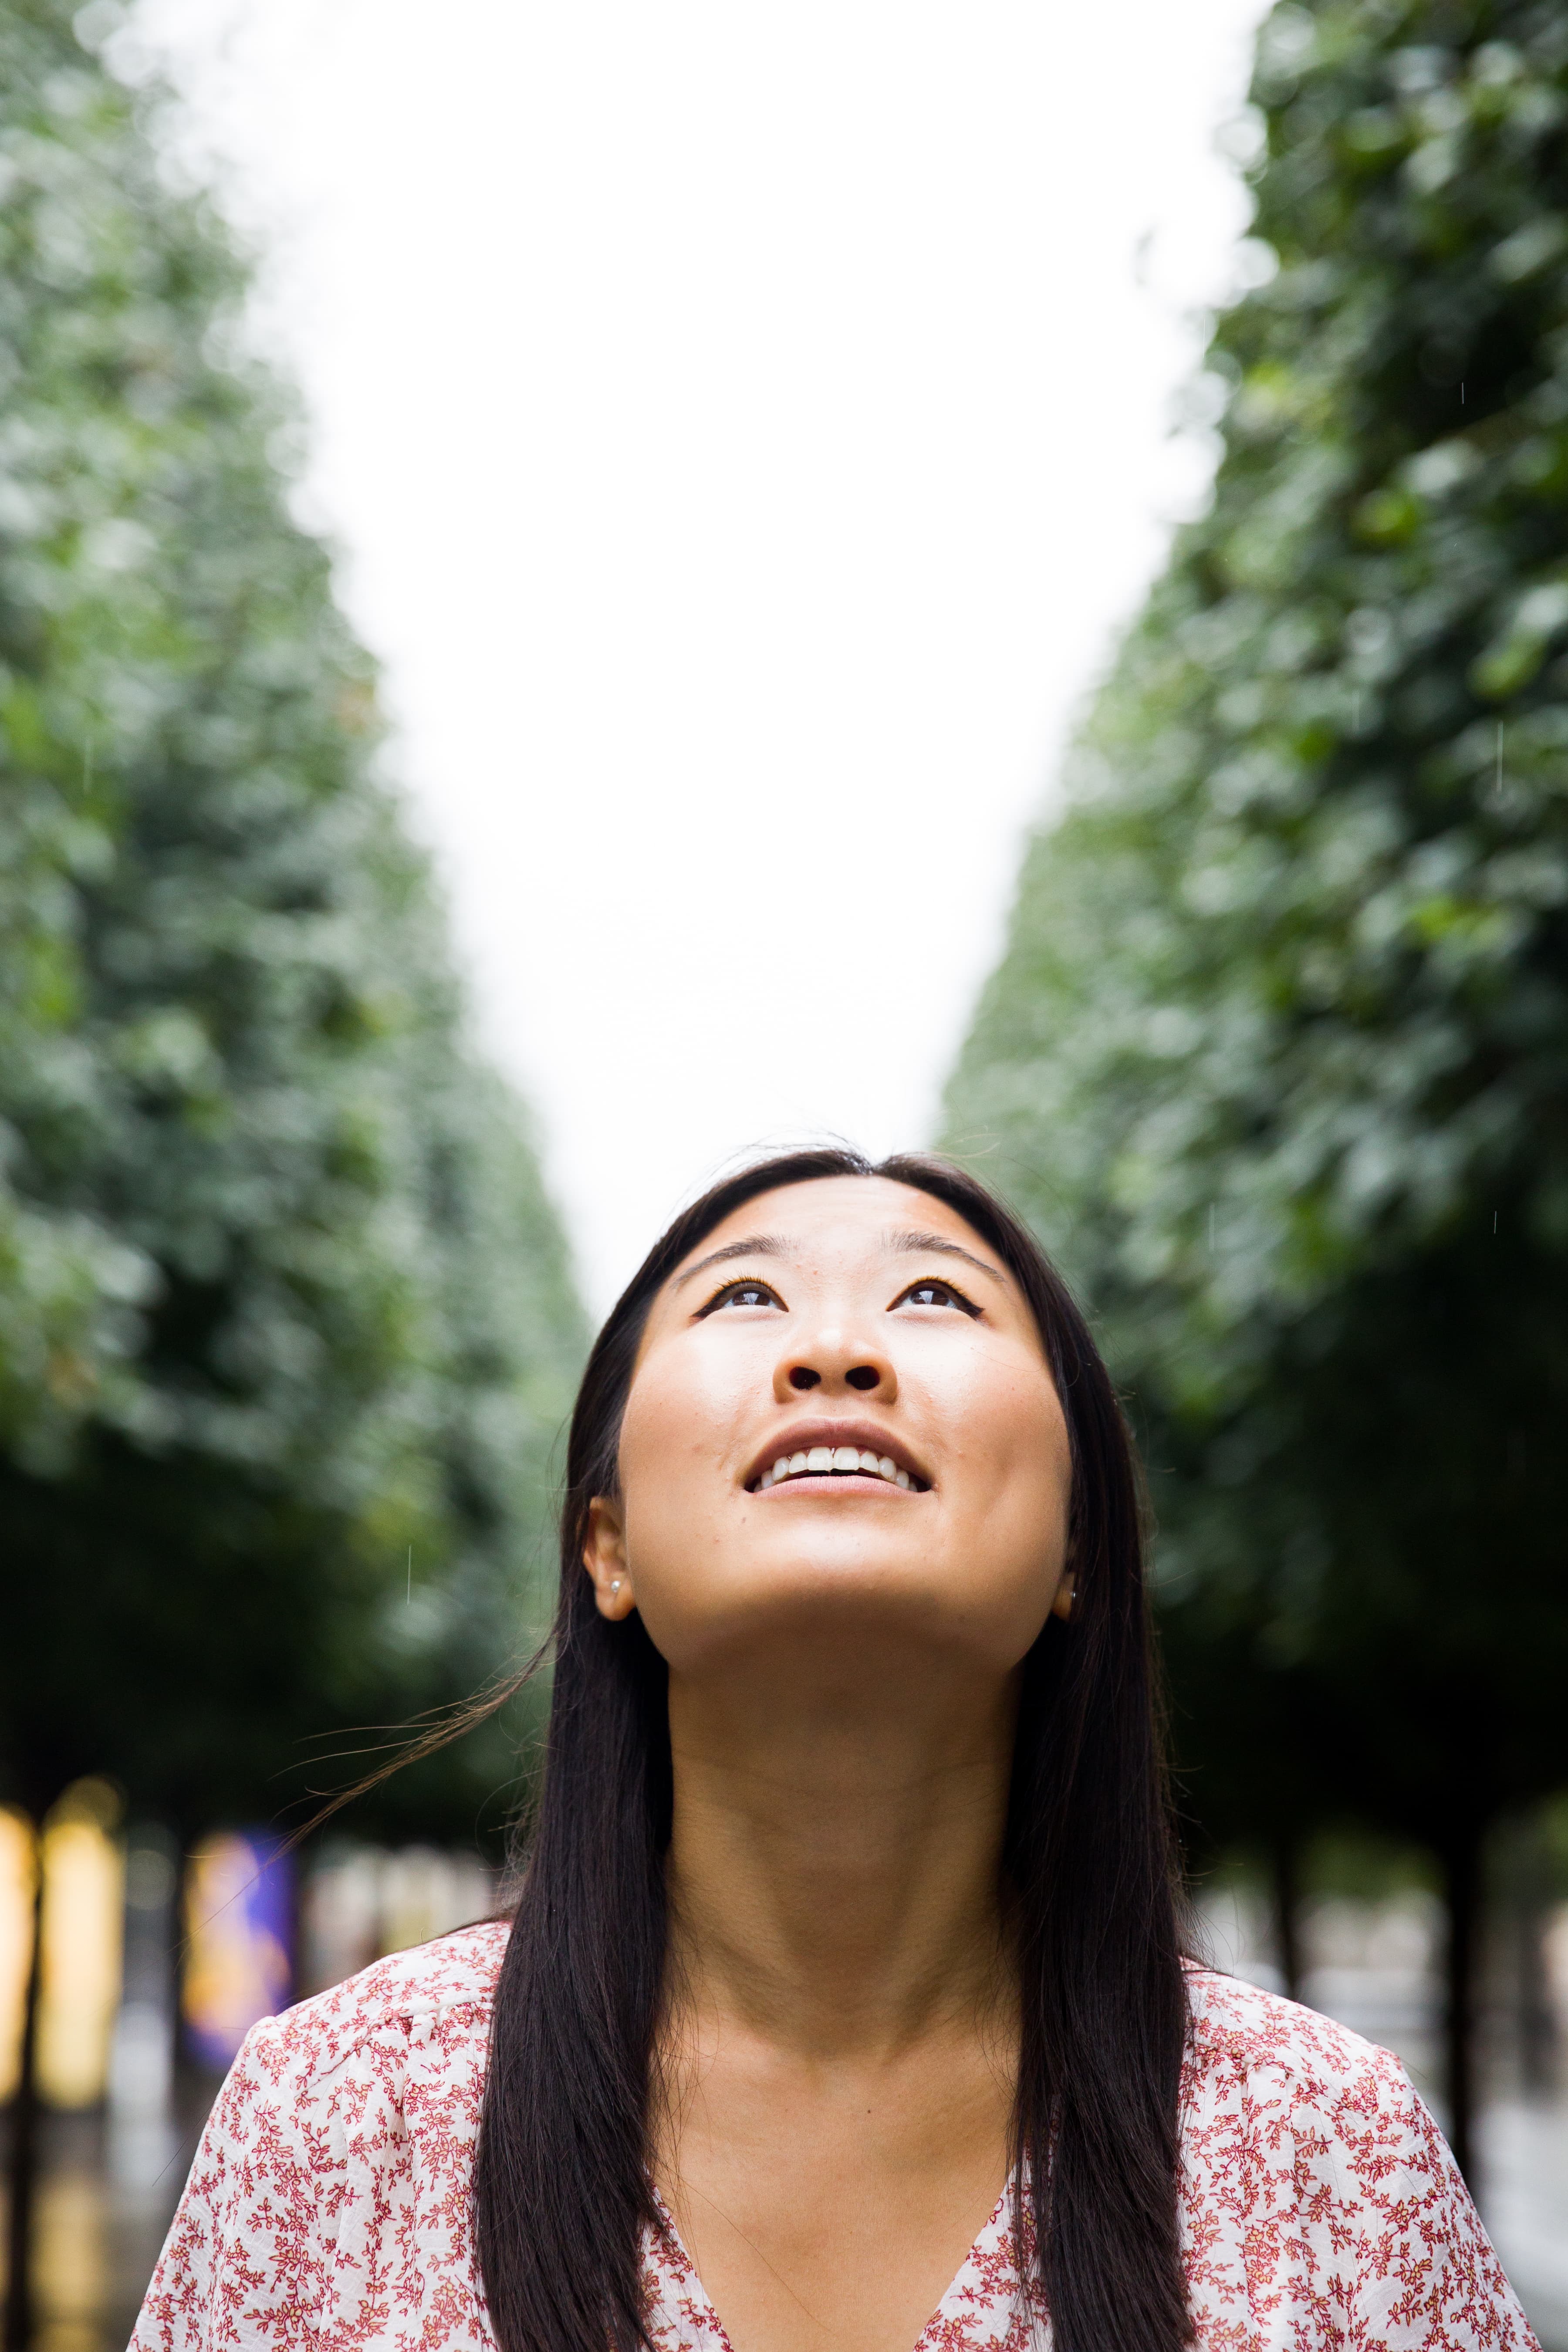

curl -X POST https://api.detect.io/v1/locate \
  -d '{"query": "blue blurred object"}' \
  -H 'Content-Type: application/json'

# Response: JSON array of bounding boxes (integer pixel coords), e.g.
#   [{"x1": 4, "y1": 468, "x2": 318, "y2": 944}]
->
[{"x1": 181, "y1": 1833, "x2": 293, "y2": 2071}]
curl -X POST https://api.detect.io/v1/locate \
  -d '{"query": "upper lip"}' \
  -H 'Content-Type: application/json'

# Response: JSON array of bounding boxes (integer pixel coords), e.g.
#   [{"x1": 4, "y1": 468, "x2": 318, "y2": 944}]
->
[{"x1": 743, "y1": 1420, "x2": 929, "y2": 1493}]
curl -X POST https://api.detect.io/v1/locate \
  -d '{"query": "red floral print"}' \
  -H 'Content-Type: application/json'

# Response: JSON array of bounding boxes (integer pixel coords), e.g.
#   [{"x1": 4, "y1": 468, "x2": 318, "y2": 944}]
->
[{"x1": 130, "y1": 1923, "x2": 1539, "y2": 2351}]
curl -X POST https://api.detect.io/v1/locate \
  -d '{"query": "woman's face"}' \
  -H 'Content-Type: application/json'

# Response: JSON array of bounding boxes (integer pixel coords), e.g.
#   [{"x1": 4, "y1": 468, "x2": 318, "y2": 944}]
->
[{"x1": 585, "y1": 1177, "x2": 1074, "y2": 1680}]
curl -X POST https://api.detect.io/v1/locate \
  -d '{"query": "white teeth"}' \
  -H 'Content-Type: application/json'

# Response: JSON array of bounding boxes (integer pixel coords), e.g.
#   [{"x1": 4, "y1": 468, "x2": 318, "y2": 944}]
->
[{"x1": 758, "y1": 1445, "x2": 919, "y2": 1489}]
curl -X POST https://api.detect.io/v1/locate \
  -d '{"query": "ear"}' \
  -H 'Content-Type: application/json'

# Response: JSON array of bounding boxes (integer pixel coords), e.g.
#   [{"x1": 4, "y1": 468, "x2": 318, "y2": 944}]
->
[
  {"x1": 584, "y1": 1495, "x2": 636, "y2": 1620},
  {"x1": 1049, "y1": 1571, "x2": 1075, "y2": 1623}
]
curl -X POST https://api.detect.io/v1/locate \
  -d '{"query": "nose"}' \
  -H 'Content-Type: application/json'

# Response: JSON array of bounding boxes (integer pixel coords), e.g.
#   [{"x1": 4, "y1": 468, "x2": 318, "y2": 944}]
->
[{"x1": 774, "y1": 1327, "x2": 897, "y2": 1402}]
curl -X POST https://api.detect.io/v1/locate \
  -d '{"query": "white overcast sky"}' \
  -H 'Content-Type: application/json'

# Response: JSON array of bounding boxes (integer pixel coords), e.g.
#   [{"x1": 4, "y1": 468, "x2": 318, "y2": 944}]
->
[{"x1": 126, "y1": 0, "x2": 1268, "y2": 1311}]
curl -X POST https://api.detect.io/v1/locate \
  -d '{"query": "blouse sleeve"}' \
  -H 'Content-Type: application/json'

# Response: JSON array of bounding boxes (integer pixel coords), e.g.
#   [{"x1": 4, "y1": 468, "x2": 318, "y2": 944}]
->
[
  {"x1": 1339, "y1": 2059, "x2": 1539, "y2": 2349},
  {"x1": 129, "y1": 2016, "x2": 328, "y2": 2352}
]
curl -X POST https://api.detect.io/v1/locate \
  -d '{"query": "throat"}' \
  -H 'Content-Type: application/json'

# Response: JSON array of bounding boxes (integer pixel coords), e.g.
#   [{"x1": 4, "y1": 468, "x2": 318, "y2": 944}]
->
[{"x1": 662, "y1": 1677, "x2": 1018, "y2": 2058}]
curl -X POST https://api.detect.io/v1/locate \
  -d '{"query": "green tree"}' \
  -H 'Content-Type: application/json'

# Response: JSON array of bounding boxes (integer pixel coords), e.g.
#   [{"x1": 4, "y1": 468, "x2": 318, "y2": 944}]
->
[
  {"x1": 946, "y1": 0, "x2": 1568, "y2": 2183},
  {"x1": 0, "y1": 0, "x2": 585, "y2": 1829},
  {"x1": 0, "y1": 3, "x2": 584, "y2": 2330}
]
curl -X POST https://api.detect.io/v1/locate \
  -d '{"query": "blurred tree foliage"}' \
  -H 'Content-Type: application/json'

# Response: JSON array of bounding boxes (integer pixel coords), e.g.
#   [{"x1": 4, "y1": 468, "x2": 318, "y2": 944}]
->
[
  {"x1": 0, "y1": 0, "x2": 585, "y2": 1842},
  {"x1": 947, "y1": 0, "x2": 1568, "y2": 2172}
]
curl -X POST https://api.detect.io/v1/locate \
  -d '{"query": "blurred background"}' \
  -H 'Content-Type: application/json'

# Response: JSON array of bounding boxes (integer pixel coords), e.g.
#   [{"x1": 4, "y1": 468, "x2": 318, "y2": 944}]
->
[{"x1": 1, "y1": 0, "x2": 1565, "y2": 2343}]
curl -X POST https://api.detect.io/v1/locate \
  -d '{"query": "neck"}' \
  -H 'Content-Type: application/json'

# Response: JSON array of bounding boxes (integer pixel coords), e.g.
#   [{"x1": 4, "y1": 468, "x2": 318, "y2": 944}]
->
[{"x1": 662, "y1": 1638, "x2": 1019, "y2": 2061}]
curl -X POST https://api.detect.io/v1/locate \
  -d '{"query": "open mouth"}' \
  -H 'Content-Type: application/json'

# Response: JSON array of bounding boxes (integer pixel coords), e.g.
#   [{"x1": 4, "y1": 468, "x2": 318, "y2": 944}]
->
[{"x1": 748, "y1": 1442, "x2": 929, "y2": 1494}]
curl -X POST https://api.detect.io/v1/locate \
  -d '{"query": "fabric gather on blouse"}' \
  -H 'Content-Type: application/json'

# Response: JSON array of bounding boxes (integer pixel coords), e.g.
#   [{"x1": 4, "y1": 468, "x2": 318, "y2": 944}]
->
[{"x1": 130, "y1": 1919, "x2": 1539, "y2": 2352}]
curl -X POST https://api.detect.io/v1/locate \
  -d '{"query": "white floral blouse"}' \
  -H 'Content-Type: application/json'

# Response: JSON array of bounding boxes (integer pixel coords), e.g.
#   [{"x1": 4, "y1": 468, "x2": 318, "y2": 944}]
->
[{"x1": 131, "y1": 1919, "x2": 1538, "y2": 2352}]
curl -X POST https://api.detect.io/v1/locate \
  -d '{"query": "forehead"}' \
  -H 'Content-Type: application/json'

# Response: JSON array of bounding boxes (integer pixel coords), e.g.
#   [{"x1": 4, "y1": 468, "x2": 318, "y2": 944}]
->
[{"x1": 668, "y1": 1175, "x2": 1006, "y2": 1281}]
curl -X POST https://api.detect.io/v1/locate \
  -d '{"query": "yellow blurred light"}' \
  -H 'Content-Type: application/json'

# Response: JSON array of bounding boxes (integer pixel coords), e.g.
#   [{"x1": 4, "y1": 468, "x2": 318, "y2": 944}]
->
[
  {"x1": 0, "y1": 1807, "x2": 38, "y2": 2102},
  {"x1": 33, "y1": 2163, "x2": 108, "y2": 2343},
  {"x1": 36, "y1": 1778, "x2": 125, "y2": 2110}
]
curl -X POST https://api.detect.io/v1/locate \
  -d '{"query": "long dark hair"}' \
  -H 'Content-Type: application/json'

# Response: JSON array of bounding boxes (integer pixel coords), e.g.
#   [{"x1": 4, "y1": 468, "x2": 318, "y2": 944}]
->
[{"x1": 474, "y1": 1149, "x2": 1190, "y2": 2352}]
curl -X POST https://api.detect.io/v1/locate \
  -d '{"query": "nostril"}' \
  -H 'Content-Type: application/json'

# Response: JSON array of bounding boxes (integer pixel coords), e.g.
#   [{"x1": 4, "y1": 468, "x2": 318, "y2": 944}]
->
[
  {"x1": 845, "y1": 1365, "x2": 880, "y2": 1391},
  {"x1": 788, "y1": 1366, "x2": 820, "y2": 1391}
]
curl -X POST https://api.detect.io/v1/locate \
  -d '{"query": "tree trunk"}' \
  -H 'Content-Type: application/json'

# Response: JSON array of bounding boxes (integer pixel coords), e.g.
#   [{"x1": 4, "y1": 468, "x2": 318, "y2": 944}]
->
[
  {"x1": 3, "y1": 1856, "x2": 43, "y2": 2352},
  {"x1": 1442, "y1": 1825, "x2": 1484, "y2": 2191},
  {"x1": 1271, "y1": 1835, "x2": 1303, "y2": 2002}
]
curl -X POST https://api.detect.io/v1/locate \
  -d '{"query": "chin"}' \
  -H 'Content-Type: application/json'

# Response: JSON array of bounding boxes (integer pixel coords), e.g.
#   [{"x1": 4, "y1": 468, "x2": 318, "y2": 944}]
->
[{"x1": 655, "y1": 1556, "x2": 1031, "y2": 1680}]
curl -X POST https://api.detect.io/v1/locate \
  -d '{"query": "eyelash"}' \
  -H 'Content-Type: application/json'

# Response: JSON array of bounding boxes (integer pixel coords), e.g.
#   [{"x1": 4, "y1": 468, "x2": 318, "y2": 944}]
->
[
  {"x1": 695, "y1": 1276, "x2": 982, "y2": 1318},
  {"x1": 894, "y1": 1277, "x2": 981, "y2": 1318},
  {"x1": 695, "y1": 1279, "x2": 783, "y2": 1316}
]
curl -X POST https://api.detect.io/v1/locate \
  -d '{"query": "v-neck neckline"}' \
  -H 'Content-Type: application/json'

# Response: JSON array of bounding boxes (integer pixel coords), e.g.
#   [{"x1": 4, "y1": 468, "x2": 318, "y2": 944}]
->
[{"x1": 643, "y1": 2173, "x2": 1044, "y2": 2352}]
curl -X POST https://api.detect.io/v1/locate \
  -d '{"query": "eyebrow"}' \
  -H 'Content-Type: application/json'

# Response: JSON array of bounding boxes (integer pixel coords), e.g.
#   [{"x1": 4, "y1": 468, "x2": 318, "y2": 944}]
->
[
  {"x1": 672, "y1": 1227, "x2": 1007, "y2": 1294},
  {"x1": 888, "y1": 1230, "x2": 1007, "y2": 1287},
  {"x1": 672, "y1": 1234, "x2": 790, "y2": 1290}
]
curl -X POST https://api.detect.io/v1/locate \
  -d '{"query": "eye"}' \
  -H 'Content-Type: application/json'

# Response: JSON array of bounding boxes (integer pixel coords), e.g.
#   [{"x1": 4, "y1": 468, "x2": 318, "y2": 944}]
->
[
  {"x1": 892, "y1": 1277, "x2": 981, "y2": 1318},
  {"x1": 696, "y1": 1277, "x2": 784, "y2": 1316}
]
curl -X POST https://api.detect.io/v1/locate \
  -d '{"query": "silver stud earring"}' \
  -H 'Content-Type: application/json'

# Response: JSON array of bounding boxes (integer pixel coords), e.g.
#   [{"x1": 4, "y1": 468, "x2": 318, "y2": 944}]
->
[{"x1": 610, "y1": 1579, "x2": 621, "y2": 1595}]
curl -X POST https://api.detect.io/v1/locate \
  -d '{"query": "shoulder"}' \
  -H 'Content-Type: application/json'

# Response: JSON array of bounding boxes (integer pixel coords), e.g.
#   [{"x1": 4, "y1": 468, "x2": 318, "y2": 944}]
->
[
  {"x1": 210, "y1": 1909, "x2": 510, "y2": 2154},
  {"x1": 1179, "y1": 1968, "x2": 1538, "y2": 2347},
  {"x1": 241, "y1": 1916, "x2": 510, "y2": 2095},
  {"x1": 1182, "y1": 1961, "x2": 1411, "y2": 2107},
  {"x1": 1180, "y1": 1960, "x2": 1442, "y2": 2191},
  {"x1": 131, "y1": 1923, "x2": 508, "y2": 2349}
]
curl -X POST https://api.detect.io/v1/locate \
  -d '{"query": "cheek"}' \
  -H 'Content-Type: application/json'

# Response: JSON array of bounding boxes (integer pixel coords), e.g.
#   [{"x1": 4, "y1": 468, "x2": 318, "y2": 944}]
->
[
  {"x1": 615, "y1": 1345, "x2": 747, "y2": 1562},
  {"x1": 969, "y1": 1399, "x2": 1072, "y2": 1665},
  {"x1": 613, "y1": 1358, "x2": 750, "y2": 1668},
  {"x1": 963, "y1": 1364, "x2": 1072, "y2": 1565}
]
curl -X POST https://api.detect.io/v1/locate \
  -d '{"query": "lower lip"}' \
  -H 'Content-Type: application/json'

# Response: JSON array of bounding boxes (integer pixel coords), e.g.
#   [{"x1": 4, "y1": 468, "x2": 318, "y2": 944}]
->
[{"x1": 753, "y1": 1473, "x2": 916, "y2": 1497}]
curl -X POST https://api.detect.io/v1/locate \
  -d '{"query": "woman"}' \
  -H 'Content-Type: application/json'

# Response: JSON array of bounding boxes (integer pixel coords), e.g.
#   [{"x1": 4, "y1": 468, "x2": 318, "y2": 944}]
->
[{"x1": 133, "y1": 1149, "x2": 1536, "y2": 2352}]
